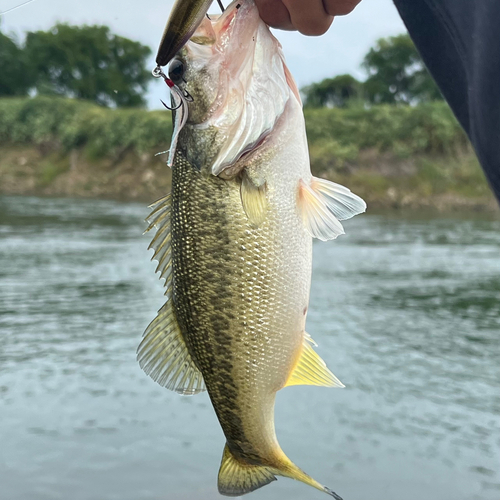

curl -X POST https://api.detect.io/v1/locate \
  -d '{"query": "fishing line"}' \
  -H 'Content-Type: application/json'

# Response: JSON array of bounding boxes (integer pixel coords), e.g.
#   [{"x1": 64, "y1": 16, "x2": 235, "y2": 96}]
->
[{"x1": 0, "y1": 0, "x2": 37, "y2": 15}]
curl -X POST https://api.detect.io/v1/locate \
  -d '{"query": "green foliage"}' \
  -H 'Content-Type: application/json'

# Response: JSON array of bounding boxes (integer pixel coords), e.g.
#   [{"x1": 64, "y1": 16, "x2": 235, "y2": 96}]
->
[
  {"x1": 301, "y1": 34, "x2": 443, "y2": 109},
  {"x1": 0, "y1": 97, "x2": 490, "y2": 204},
  {"x1": 0, "y1": 97, "x2": 466, "y2": 160},
  {"x1": 362, "y1": 34, "x2": 442, "y2": 104},
  {"x1": 0, "y1": 31, "x2": 30, "y2": 96},
  {"x1": 302, "y1": 74, "x2": 362, "y2": 108},
  {"x1": 39, "y1": 157, "x2": 70, "y2": 185},
  {"x1": 308, "y1": 139, "x2": 358, "y2": 175},
  {"x1": 304, "y1": 101, "x2": 466, "y2": 157},
  {"x1": 24, "y1": 24, "x2": 152, "y2": 107},
  {"x1": 0, "y1": 96, "x2": 172, "y2": 158}
]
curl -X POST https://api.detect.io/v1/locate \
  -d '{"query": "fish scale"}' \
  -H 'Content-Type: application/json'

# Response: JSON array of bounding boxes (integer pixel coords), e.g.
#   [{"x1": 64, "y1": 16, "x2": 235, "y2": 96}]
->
[{"x1": 170, "y1": 152, "x2": 304, "y2": 460}]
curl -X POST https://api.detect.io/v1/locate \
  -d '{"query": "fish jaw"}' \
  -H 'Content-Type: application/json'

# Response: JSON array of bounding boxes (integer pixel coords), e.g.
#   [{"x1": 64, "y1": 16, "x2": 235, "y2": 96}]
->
[{"x1": 176, "y1": 0, "x2": 293, "y2": 177}]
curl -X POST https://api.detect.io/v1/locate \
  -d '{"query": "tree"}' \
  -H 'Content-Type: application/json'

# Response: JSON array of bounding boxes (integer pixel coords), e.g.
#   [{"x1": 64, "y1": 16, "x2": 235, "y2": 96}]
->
[
  {"x1": 302, "y1": 74, "x2": 362, "y2": 108},
  {"x1": 24, "y1": 24, "x2": 152, "y2": 107},
  {"x1": 362, "y1": 34, "x2": 442, "y2": 104},
  {"x1": 0, "y1": 30, "x2": 30, "y2": 96}
]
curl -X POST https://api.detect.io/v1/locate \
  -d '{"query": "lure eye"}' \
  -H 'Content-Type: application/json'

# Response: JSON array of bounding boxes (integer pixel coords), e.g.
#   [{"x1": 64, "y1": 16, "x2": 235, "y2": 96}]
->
[{"x1": 168, "y1": 59, "x2": 185, "y2": 85}]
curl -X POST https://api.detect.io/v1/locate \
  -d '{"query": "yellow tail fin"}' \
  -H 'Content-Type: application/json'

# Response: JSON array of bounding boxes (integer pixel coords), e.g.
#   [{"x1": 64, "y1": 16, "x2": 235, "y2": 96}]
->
[
  {"x1": 218, "y1": 445, "x2": 276, "y2": 496},
  {"x1": 217, "y1": 444, "x2": 343, "y2": 499},
  {"x1": 274, "y1": 454, "x2": 344, "y2": 500}
]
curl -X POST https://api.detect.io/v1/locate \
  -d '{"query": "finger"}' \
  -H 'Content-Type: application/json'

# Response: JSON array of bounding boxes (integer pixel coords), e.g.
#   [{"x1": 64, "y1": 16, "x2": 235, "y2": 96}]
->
[
  {"x1": 282, "y1": 0, "x2": 334, "y2": 36},
  {"x1": 254, "y1": 0, "x2": 294, "y2": 31},
  {"x1": 323, "y1": 0, "x2": 362, "y2": 17}
]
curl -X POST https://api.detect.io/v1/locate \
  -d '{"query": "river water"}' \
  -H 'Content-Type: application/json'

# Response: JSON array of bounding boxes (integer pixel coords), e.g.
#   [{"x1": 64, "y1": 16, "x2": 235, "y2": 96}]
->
[{"x1": 0, "y1": 195, "x2": 499, "y2": 500}]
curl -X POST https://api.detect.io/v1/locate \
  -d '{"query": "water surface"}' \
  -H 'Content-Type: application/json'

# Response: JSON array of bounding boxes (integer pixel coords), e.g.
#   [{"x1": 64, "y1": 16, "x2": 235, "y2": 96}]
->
[{"x1": 0, "y1": 196, "x2": 499, "y2": 500}]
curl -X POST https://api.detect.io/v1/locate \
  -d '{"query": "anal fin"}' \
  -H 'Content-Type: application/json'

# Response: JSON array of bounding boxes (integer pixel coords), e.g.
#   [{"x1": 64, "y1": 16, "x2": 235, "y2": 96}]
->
[
  {"x1": 218, "y1": 445, "x2": 276, "y2": 496},
  {"x1": 284, "y1": 333, "x2": 344, "y2": 388}
]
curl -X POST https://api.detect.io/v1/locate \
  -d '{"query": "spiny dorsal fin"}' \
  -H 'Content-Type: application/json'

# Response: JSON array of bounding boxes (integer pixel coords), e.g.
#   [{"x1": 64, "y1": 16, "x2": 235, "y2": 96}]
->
[
  {"x1": 138, "y1": 194, "x2": 206, "y2": 395},
  {"x1": 218, "y1": 444, "x2": 276, "y2": 496},
  {"x1": 145, "y1": 194, "x2": 173, "y2": 287},
  {"x1": 298, "y1": 177, "x2": 366, "y2": 241},
  {"x1": 240, "y1": 171, "x2": 267, "y2": 226},
  {"x1": 284, "y1": 333, "x2": 344, "y2": 388}
]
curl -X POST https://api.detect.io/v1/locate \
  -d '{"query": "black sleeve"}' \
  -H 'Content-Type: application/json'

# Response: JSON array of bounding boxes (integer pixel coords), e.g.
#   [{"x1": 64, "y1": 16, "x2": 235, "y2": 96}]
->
[{"x1": 393, "y1": 0, "x2": 500, "y2": 202}]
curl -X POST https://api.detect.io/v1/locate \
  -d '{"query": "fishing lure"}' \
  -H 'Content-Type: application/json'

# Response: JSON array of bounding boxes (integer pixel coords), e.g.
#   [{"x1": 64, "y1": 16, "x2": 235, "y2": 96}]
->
[{"x1": 155, "y1": 0, "x2": 216, "y2": 67}]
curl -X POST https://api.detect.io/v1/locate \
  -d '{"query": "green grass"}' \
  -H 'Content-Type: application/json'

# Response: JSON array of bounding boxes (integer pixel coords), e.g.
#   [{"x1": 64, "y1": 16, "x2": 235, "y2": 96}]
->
[
  {"x1": 38, "y1": 155, "x2": 70, "y2": 186},
  {"x1": 0, "y1": 96, "x2": 493, "y2": 206},
  {"x1": 0, "y1": 96, "x2": 172, "y2": 160},
  {"x1": 0, "y1": 96, "x2": 467, "y2": 160}
]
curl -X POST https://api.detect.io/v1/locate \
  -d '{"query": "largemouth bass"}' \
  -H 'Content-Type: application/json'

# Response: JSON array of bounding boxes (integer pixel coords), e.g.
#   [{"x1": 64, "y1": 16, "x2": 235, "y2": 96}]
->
[{"x1": 139, "y1": 0, "x2": 366, "y2": 497}]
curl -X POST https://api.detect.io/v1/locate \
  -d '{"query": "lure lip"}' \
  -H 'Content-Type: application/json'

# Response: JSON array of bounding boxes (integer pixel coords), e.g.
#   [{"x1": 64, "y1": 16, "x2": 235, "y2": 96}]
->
[{"x1": 156, "y1": 0, "x2": 215, "y2": 67}]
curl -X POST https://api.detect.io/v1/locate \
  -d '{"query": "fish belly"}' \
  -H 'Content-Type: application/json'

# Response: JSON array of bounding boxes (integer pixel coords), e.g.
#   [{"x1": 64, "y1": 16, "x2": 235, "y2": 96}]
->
[{"x1": 171, "y1": 153, "x2": 311, "y2": 460}]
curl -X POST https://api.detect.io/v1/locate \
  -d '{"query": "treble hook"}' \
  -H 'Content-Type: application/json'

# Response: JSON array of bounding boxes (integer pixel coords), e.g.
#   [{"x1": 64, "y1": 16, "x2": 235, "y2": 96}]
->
[
  {"x1": 153, "y1": 66, "x2": 179, "y2": 110},
  {"x1": 153, "y1": 65, "x2": 194, "y2": 108},
  {"x1": 160, "y1": 99, "x2": 182, "y2": 111}
]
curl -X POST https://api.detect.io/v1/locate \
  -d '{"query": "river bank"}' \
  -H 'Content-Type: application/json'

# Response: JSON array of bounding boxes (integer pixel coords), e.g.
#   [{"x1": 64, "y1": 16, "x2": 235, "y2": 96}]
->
[{"x1": 0, "y1": 96, "x2": 497, "y2": 212}]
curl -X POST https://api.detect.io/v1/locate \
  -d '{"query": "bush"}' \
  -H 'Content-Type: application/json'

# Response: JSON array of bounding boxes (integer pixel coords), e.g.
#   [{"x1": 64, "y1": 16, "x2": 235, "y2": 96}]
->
[
  {"x1": 0, "y1": 97, "x2": 468, "y2": 165},
  {"x1": 304, "y1": 102, "x2": 468, "y2": 157},
  {"x1": 0, "y1": 96, "x2": 172, "y2": 159},
  {"x1": 0, "y1": 96, "x2": 490, "y2": 204}
]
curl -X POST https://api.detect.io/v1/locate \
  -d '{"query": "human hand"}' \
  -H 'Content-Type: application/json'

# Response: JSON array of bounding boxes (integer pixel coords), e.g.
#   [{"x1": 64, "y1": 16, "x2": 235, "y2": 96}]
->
[{"x1": 254, "y1": 0, "x2": 362, "y2": 35}]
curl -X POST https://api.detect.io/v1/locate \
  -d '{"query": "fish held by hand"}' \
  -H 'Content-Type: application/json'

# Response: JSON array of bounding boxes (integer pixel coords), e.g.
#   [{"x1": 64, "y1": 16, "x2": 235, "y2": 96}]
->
[{"x1": 139, "y1": 0, "x2": 365, "y2": 497}]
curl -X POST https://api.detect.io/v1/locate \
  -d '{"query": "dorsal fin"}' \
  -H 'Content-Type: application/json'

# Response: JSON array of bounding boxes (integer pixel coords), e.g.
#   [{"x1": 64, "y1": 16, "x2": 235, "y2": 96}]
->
[
  {"x1": 137, "y1": 301, "x2": 206, "y2": 395},
  {"x1": 284, "y1": 333, "x2": 344, "y2": 388},
  {"x1": 298, "y1": 177, "x2": 366, "y2": 241},
  {"x1": 138, "y1": 194, "x2": 206, "y2": 395},
  {"x1": 145, "y1": 194, "x2": 173, "y2": 287}
]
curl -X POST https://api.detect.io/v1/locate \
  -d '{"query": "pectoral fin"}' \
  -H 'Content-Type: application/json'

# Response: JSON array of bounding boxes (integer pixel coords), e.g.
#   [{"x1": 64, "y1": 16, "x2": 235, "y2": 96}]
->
[
  {"x1": 284, "y1": 333, "x2": 344, "y2": 388},
  {"x1": 298, "y1": 177, "x2": 366, "y2": 241}
]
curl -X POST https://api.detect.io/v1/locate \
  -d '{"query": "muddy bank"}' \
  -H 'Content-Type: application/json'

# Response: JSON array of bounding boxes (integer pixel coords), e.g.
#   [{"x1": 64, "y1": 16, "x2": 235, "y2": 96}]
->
[
  {"x1": 0, "y1": 145, "x2": 171, "y2": 203},
  {"x1": 0, "y1": 144, "x2": 497, "y2": 213}
]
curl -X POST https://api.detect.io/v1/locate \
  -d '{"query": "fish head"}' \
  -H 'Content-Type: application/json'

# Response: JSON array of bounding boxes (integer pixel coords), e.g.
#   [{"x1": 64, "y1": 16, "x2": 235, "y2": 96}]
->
[{"x1": 169, "y1": 0, "x2": 300, "y2": 176}]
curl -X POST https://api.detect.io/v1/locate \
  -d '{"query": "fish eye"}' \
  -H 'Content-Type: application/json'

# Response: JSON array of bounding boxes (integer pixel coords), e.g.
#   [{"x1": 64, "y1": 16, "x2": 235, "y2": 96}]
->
[{"x1": 168, "y1": 59, "x2": 185, "y2": 85}]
